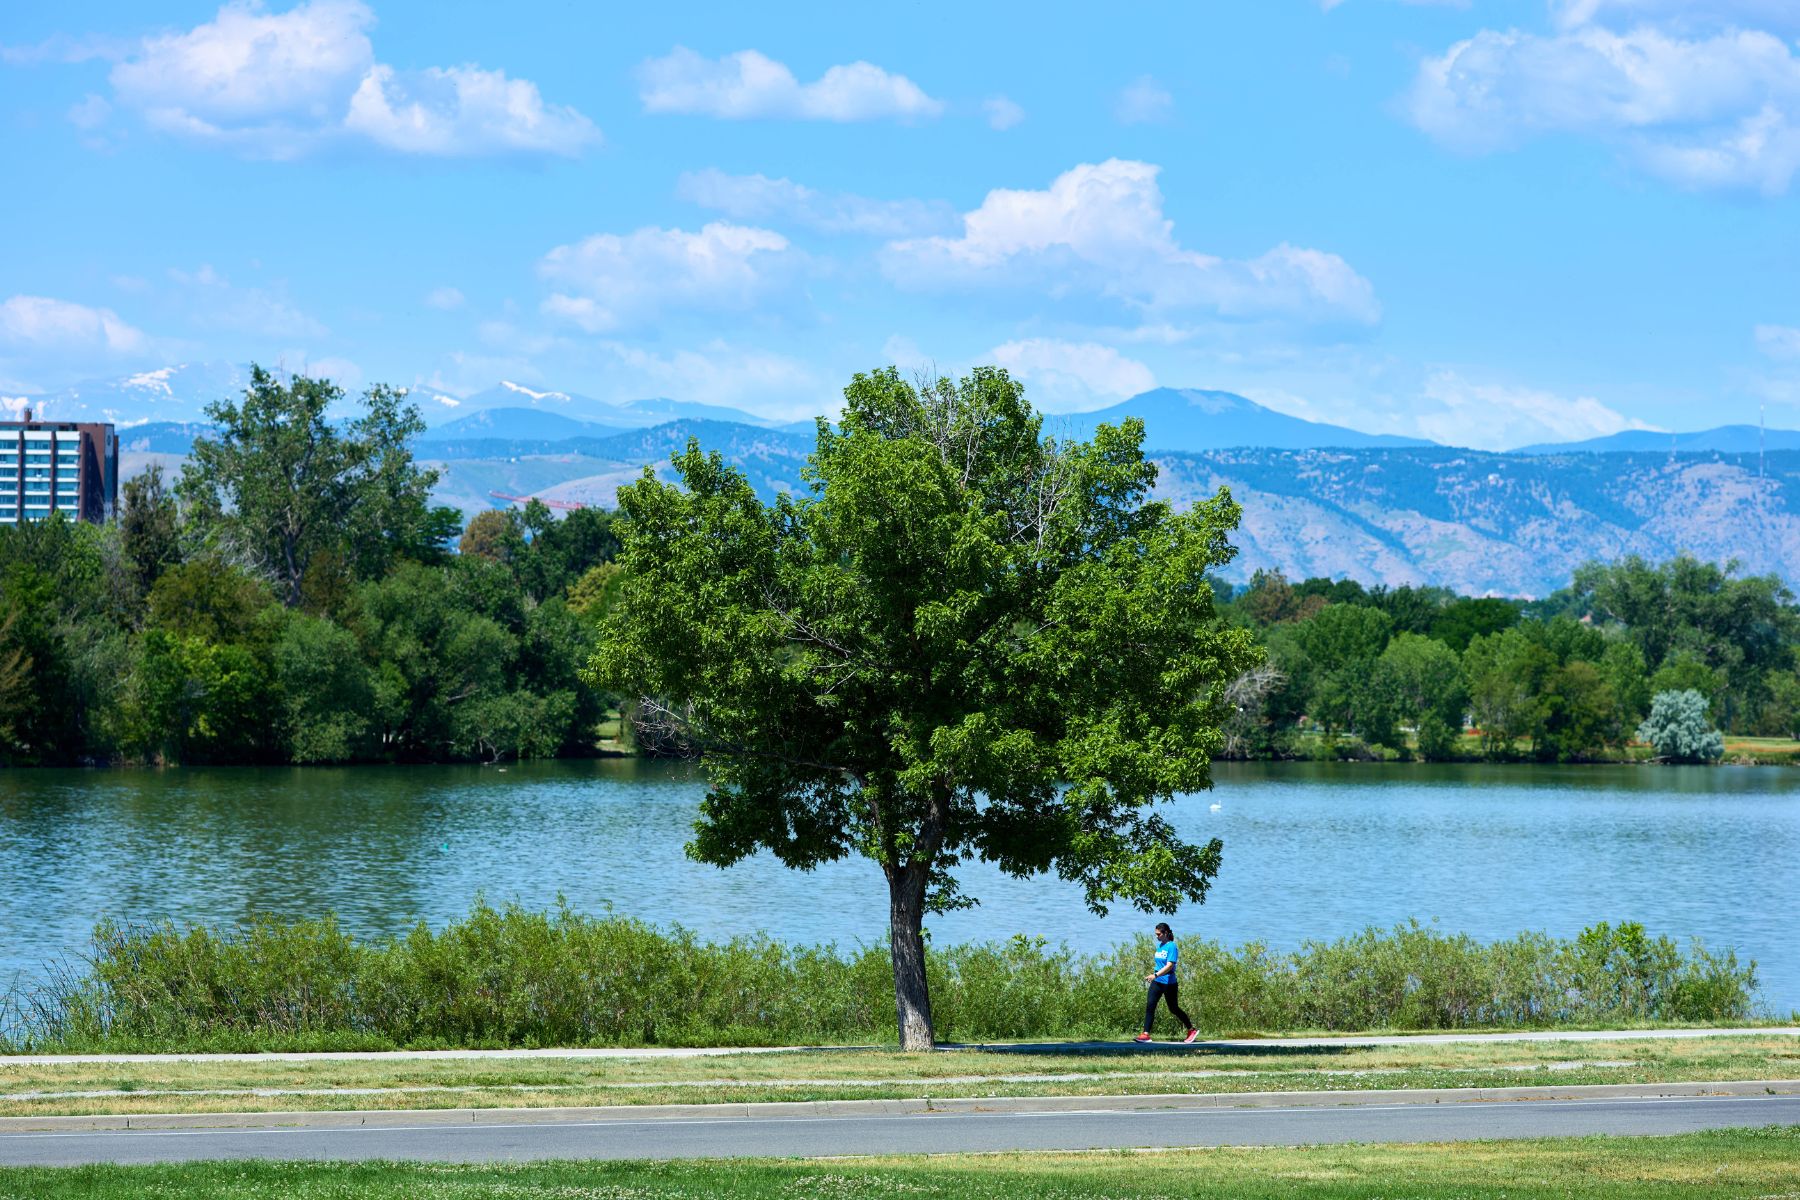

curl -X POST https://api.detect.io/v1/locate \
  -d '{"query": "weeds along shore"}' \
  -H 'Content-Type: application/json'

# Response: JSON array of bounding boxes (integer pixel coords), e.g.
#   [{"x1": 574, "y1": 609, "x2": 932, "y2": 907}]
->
[{"x1": 0, "y1": 903, "x2": 1760, "y2": 1053}]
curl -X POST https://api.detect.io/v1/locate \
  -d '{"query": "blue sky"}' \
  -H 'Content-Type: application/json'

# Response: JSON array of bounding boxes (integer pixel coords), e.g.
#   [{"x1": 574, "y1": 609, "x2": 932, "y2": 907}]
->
[{"x1": 4, "y1": 0, "x2": 1800, "y2": 448}]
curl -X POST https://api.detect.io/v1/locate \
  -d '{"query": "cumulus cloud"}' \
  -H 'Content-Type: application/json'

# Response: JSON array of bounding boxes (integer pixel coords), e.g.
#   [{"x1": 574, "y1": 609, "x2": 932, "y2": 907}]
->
[
  {"x1": 880, "y1": 159, "x2": 1379, "y2": 325},
  {"x1": 0, "y1": 295, "x2": 148, "y2": 353},
  {"x1": 990, "y1": 339, "x2": 1156, "y2": 411},
  {"x1": 1412, "y1": 371, "x2": 1654, "y2": 450},
  {"x1": 637, "y1": 47, "x2": 943, "y2": 121},
  {"x1": 1755, "y1": 323, "x2": 1800, "y2": 359},
  {"x1": 1406, "y1": 7, "x2": 1800, "y2": 194},
  {"x1": 1114, "y1": 76, "x2": 1172, "y2": 124},
  {"x1": 103, "y1": 0, "x2": 595, "y2": 159},
  {"x1": 676, "y1": 169, "x2": 955, "y2": 237},
  {"x1": 984, "y1": 96, "x2": 1025, "y2": 130},
  {"x1": 538, "y1": 222, "x2": 797, "y2": 332},
  {"x1": 343, "y1": 63, "x2": 597, "y2": 157}
]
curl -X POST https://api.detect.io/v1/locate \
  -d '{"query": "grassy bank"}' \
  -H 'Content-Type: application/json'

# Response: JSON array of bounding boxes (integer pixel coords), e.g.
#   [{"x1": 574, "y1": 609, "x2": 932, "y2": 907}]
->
[
  {"x1": 2, "y1": 1035, "x2": 1794, "y2": 1119},
  {"x1": 7, "y1": 1128, "x2": 1800, "y2": 1198},
  {"x1": 1, "y1": 904, "x2": 1760, "y2": 1053}
]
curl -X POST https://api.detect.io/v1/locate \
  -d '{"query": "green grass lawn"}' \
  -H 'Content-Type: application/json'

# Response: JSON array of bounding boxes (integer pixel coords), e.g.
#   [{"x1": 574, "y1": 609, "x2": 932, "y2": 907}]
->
[
  {"x1": 5, "y1": 1127, "x2": 1798, "y2": 1198},
  {"x1": 3, "y1": 1034, "x2": 1794, "y2": 1119}
]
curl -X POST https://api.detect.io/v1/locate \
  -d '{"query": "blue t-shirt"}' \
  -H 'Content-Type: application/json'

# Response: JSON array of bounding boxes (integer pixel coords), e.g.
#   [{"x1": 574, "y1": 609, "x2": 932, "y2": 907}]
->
[{"x1": 1153, "y1": 939, "x2": 1177, "y2": 983}]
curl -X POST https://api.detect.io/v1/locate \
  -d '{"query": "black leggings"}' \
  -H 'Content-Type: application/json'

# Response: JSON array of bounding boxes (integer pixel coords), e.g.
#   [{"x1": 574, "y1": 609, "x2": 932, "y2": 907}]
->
[{"x1": 1144, "y1": 979, "x2": 1193, "y2": 1032}]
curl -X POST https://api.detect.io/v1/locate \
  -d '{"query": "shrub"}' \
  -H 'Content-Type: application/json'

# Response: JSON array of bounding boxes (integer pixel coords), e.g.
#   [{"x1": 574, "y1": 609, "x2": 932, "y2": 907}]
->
[
  {"x1": 1637, "y1": 689, "x2": 1725, "y2": 763},
  {"x1": 0, "y1": 905, "x2": 1761, "y2": 1052}
]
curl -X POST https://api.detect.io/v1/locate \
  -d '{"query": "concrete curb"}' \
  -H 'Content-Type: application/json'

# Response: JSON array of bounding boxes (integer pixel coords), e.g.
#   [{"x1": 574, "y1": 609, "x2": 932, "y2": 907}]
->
[
  {"x1": 3, "y1": 1079, "x2": 1795, "y2": 1134},
  {"x1": 5, "y1": 1027, "x2": 1794, "y2": 1066}
]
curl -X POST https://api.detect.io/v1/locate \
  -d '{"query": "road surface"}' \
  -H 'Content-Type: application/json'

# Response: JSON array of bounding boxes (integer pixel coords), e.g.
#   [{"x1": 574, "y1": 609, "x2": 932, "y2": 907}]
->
[{"x1": 3, "y1": 1094, "x2": 1795, "y2": 1166}]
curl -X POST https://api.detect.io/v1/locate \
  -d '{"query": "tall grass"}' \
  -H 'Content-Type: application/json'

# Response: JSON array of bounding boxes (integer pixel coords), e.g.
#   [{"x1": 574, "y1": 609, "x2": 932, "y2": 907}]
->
[{"x1": 0, "y1": 904, "x2": 1759, "y2": 1052}]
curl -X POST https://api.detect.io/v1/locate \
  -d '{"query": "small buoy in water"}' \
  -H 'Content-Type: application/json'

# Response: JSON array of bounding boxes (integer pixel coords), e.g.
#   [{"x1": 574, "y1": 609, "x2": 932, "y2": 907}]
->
[
  {"x1": 441, "y1": 842, "x2": 450, "y2": 852},
  {"x1": 497, "y1": 767, "x2": 507, "y2": 773}
]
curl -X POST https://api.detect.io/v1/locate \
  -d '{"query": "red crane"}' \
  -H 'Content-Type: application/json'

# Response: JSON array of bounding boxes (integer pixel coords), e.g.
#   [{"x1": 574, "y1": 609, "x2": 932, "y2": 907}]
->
[{"x1": 488, "y1": 491, "x2": 587, "y2": 511}]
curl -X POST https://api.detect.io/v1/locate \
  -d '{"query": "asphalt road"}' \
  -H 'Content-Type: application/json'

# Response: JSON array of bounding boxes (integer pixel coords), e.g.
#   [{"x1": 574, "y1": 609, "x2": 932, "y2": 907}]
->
[{"x1": 3, "y1": 1095, "x2": 1795, "y2": 1166}]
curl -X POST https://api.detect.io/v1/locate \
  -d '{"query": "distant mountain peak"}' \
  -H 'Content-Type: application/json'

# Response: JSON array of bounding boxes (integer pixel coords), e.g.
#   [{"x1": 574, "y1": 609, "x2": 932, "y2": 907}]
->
[
  {"x1": 500, "y1": 380, "x2": 570, "y2": 402},
  {"x1": 123, "y1": 367, "x2": 182, "y2": 395},
  {"x1": 1054, "y1": 386, "x2": 1433, "y2": 452}
]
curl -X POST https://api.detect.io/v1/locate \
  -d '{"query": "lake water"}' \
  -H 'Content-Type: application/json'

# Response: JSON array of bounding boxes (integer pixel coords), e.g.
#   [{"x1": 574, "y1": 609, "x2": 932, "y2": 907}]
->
[{"x1": 2, "y1": 759, "x2": 1796, "y2": 1012}]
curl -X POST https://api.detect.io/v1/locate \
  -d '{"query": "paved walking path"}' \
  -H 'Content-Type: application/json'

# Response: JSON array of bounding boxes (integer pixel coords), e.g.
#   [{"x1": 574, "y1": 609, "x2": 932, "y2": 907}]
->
[
  {"x1": 1, "y1": 1082, "x2": 1794, "y2": 1166},
  {"x1": 5, "y1": 1026, "x2": 1792, "y2": 1066}
]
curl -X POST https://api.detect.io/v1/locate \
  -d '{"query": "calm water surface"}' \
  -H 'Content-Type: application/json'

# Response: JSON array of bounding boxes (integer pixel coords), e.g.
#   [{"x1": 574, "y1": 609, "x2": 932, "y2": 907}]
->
[{"x1": 2, "y1": 760, "x2": 1796, "y2": 1010}]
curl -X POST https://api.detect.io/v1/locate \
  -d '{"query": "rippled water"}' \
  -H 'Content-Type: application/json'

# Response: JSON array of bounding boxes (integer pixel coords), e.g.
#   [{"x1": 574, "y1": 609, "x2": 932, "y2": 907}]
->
[{"x1": 2, "y1": 759, "x2": 1795, "y2": 1010}]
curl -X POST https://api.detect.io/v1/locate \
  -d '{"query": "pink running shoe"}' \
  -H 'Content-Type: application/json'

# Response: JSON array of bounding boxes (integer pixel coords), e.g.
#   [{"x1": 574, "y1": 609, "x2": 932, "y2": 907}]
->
[
  {"x1": 1183, "y1": 1029, "x2": 1199, "y2": 1044},
  {"x1": 1133, "y1": 1032, "x2": 1152, "y2": 1043}
]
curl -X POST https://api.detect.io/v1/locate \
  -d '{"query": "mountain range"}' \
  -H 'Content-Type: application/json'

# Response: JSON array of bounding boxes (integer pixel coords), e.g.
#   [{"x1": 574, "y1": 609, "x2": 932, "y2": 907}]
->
[{"x1": 28, "y1": 364, "x2": 1800, "y2": 596}]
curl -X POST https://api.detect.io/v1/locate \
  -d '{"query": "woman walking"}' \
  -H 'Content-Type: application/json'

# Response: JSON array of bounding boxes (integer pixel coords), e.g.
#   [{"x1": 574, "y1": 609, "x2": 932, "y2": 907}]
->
[{"x1": 1135, "y1": 921, "x2": 1198, "y2": 1043}]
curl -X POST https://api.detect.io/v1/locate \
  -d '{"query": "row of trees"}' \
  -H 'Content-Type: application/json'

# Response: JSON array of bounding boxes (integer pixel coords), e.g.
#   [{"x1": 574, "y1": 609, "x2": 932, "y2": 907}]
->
[
  {"x1": 0, "y1": 368, "x2": 621, "y2": 766},
  {"x1": 1221, "y1": 561, "x2": 1800, "y2": 762}
]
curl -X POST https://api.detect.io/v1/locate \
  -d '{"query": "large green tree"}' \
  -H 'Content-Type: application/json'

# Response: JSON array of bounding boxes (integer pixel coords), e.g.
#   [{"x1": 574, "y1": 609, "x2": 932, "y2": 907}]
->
[
  {"x1": 179, "y1": 366, "x2": 453, "y2": 607},
  {"x1": 594, "y1": 367, "x2": 1256, "y2": 1049}
]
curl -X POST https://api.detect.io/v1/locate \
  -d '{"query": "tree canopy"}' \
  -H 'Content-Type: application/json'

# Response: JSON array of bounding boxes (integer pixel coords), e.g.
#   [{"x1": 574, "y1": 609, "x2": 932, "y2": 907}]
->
[
  {"x1": 594, "y1": 366, "x2": 1256, "y2": 1048},
  {"x1": 178, "y1": 366, "x2": 453, "y2": 607}
]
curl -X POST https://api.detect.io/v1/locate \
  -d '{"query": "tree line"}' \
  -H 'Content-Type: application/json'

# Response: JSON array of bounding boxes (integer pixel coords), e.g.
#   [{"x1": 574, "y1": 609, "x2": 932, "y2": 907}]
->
[
  {"x1": 0, "y1": 367, "x2": 622, "y2": 767},
  {"x1": 5, "y1": 365, "x2": 1798, "y2": 770},
  {"x1": 1219, "y1": 561, "x2": 1800, "y2": 762}
]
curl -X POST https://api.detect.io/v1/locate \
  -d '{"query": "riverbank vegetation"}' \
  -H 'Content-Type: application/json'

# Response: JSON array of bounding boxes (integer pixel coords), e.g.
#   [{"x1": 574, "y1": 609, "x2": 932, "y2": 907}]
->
[
  {"x1": 4, "y1": 1034, "x2": 1793, "y2": 1120},
  {"x1": 0, "y1": 368, "x2": 622, "y2": 767},
  {"x1": 0, "y1": 903, "x2": 1759, "y2": 1053},
  {"x1": 8, "y1": 1127, "x2": 1800, "y2": 1198},
  {"x1": 1217, "y1": 557, "x2": 1800, "y2": 763}
]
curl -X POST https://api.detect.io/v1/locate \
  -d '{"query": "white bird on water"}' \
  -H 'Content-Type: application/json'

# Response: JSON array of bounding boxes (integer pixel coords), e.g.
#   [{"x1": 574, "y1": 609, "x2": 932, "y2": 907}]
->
[{"x1": 1209, "y1": 802, "x2": 1222, "y2": 813}]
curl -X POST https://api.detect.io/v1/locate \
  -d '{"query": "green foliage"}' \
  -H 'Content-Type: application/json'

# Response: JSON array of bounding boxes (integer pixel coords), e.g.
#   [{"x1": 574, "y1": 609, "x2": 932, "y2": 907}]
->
[
  {"x1": 1223, "y1": 553, "x2": 1800, "y2": 762},
  {"x1": 275, "y1": 614, "x2": 374, "y2": 763},
  {"x1": 1636, "y1": 689, "x2": 1725, "y2": 763},
  {"x1": 4, "y1": 906, "x2": 1758, "y2": 1052},
  {"x1": 594, "y1": 365, "x2": 1255, "y2": 1045},
  {"x1": 0, "y1": 366, "x2": 619, "y2": 767},
  {"x1": 1289, "y1": 604, "x2": 1392, "y2": 736},
  {"x1": 178, "y1": 366, "x2": 449, "y2": 607},
  {"x1": 1367, "y1": 633, "x2": 1465, "y2": 757},
  {"x1": 118, "y1": 463, "x2": 182, "y2": 596}
]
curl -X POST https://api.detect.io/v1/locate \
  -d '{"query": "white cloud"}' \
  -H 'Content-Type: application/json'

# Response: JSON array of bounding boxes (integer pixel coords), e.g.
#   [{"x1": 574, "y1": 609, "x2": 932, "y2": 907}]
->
[
  {"x1": 637, "y1": 47, "x2": 944, "y2": 121},
  {"x1": 104, "y1": 0, "x2": 595, "y2": 159},
  {"x1": 1755, "y1": 323, "x2": 1800, "y2": 359},
  {"x1": 0, "y1": 295, "x2": 147, "y2": 353},
  {"x1": 343, "y1": 63, "x2": 597, "y2": 157},
  {"x1": 539, "y1": 222, "x2": 796, "y2": 332},
  {"x1": 984, "y1": 96, "x2": 1025, "y2": 131},
  {"x1": 424, "y1": 286, "x2": 466, "y2": 311},
  {"x1": 881, "y1": 159, "x2": 1379, "y2": 325},
  {"x1": 676, "y1": 169, "x2": 955, "y2": 237},
  {"x1": 1407, "y1": 15, "x2": 1800, "y2": 194},
  {"x1": 990, "y1": 339, "x2": 1156, "y2": 411},
  {"x1": 1115, "y1": 76, "x2": 1172, "y2": 125},
  {"x1": 1412, "y1": 371, "x2": 1655, "y2": 450}
]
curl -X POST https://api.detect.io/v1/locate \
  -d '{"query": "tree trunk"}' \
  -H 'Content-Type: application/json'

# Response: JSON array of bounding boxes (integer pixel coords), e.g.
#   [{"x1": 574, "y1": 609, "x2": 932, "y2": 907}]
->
[{"x1": 887, "y1": 864, "x2": 935, "y2": 1051}]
